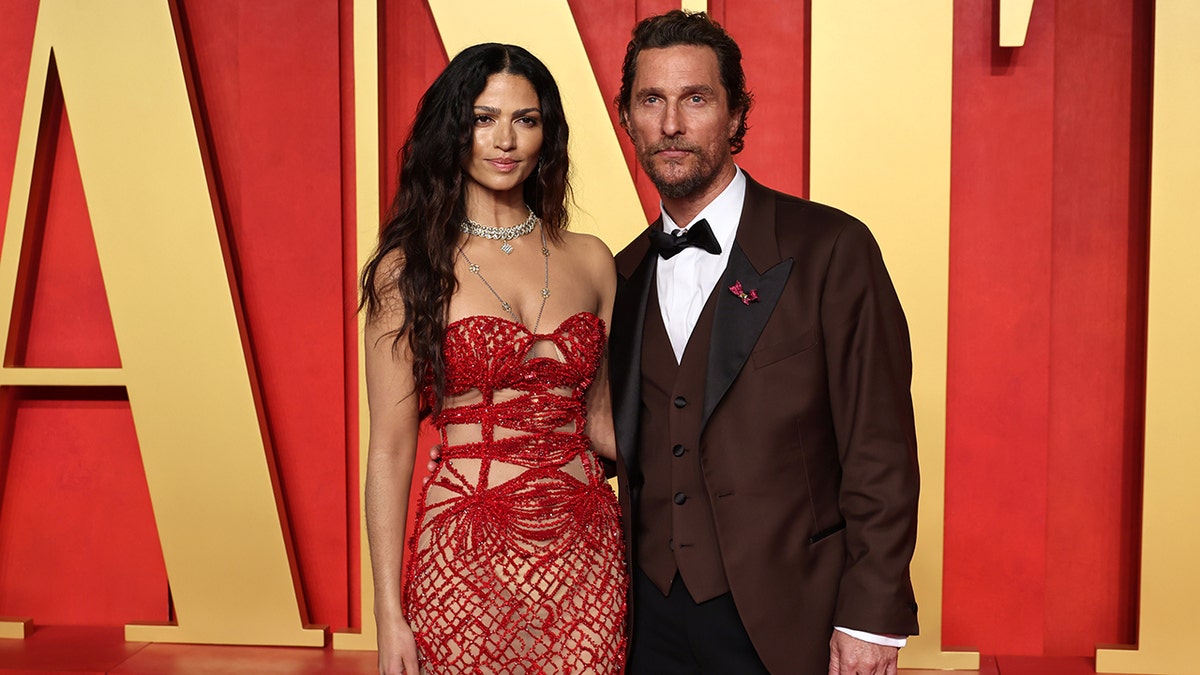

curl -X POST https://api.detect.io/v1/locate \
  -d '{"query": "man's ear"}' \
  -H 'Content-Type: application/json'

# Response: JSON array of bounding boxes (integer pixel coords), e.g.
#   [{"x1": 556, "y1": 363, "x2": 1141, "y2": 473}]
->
[
  {"x1": 618, "y1": 108, "x2": 631, "y2": 135},
  {"x1": 728, "y1": 107, "x2": 744, "y2": 138}
]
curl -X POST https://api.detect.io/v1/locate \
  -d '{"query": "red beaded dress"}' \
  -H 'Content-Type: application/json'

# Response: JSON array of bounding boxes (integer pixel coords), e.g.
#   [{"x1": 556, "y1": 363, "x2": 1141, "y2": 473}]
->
[{"x1": 404, "y1": 311, "x2": 628, "y2": 674}]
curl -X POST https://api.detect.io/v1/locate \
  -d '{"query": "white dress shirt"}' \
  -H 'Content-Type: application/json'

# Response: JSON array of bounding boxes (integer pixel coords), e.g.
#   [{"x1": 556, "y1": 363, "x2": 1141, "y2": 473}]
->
[
  {"x1": 652, "y1": 166, "x2": 907, "y2": 650},
  {"x1": 655, "y1": 168, "x2": 746, "y2": 362}
]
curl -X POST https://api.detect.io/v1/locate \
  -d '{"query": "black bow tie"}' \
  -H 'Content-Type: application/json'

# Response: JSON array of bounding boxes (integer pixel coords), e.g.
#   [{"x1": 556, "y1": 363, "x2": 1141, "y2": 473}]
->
[{"x1": 647, "y1": 219, "x2": 722, "y2": 260}]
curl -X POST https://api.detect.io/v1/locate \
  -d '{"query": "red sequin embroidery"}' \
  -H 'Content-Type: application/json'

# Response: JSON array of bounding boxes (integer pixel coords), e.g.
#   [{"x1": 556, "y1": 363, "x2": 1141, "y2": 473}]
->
[{"x1": 404, "y1": 312, "x2": 628, "y2": 674}]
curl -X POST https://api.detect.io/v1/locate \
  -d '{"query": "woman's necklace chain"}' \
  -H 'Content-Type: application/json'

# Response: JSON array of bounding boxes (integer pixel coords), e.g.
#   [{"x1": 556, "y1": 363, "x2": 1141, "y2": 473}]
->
[
  {"x1": 459, "y1": 222, "x2": 551, "y2": 333},
  {"x1": 460, "y1": 206, "x2": 537, "y2": 254}
]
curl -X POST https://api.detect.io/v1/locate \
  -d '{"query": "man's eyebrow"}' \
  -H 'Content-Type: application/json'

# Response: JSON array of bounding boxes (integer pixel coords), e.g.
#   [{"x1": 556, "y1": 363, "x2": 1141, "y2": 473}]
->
[{"x1": 634, "y1": 84, "x2": 717, "y2": 98}]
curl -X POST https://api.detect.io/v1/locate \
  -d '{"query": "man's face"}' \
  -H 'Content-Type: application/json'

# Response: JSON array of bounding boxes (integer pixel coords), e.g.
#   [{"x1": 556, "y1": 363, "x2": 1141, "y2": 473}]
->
[{"x1": 624, "y1": 44, "x2": 741, "y2": 200}]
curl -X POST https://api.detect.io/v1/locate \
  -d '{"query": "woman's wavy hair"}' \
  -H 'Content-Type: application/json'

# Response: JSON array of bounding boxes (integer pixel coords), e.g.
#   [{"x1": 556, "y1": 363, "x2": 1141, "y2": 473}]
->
[
  {"x1": 359, "y1": 43, "x2": 571, "y2": 417},
  {"x1": 616, "y1": 10, "x2": 753, "y2": 154}
]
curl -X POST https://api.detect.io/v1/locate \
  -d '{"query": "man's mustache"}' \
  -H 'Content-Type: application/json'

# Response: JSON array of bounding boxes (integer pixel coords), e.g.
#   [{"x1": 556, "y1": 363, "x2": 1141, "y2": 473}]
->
[{"x1": 648, "y1": 141, "x2": 700, "y2": 154}]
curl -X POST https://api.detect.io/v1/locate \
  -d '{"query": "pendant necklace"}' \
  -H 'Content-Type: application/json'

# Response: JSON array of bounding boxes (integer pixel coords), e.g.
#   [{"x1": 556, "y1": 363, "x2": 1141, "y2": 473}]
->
[
  {"x1": 459, "y1": 220, "x2": 551, "y2": 333},
  {"x1": 460, "y1": 206, "x2": 537, "y2": 254}
]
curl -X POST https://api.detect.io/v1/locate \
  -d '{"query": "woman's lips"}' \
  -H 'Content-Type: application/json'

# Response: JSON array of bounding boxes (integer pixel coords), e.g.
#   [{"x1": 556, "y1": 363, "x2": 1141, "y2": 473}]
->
[{"x1": 487, "y1": 158, "x2": 519, "y2": 172}]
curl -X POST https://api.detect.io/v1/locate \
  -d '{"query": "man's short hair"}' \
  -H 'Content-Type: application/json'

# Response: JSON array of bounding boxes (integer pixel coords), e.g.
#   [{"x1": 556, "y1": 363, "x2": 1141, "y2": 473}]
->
[{"x1": 616, "y1": 10, "x2": 753, "y2": 154}]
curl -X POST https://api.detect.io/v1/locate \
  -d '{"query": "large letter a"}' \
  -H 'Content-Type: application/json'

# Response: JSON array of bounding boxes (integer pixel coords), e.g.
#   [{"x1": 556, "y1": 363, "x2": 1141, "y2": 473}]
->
[{"x1": 0, "y1": 0, "x2": 323, "y2": 646}]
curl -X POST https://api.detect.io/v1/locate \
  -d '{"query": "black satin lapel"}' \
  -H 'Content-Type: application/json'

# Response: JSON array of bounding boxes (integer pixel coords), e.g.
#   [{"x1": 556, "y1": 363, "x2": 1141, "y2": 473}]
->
[
  {"x1": 703, "y1": 244, "x2": 793, "y2": 426},
  {"x1": 611, "y1": 250, "x2": 656, "y2": 469}
]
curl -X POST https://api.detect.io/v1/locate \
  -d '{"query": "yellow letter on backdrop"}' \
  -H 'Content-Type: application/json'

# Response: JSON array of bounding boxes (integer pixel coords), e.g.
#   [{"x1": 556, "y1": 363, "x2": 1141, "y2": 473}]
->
[
  {"x1": 1000, "y1": 0, "x2": 1036, "y2": 47},
  {"x1": 810, "y1": 2, "x2": 977, "y2": 669},
  {"x1": 0, "y1": 0, "x2": 322, "y2": 646},
  {"x1": 426, "y1": 0, "x2": 645, "y2": 251}
]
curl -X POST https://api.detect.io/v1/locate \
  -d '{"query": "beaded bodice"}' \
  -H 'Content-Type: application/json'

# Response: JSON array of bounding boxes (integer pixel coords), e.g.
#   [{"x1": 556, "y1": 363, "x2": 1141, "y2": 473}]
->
[
  {"x1": 437, "y1": 311, "x2": 603, "y2": 447},
  {"x1": 418, "y1": 311, "x2": 612, "y2": 553},
  {"x1": 431, "y1": 310, "x2": 603, "y2": 464}
]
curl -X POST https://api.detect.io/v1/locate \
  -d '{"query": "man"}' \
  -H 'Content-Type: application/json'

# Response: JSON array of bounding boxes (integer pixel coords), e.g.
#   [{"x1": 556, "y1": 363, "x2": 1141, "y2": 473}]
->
[{"x1": 608, "y1": 11, "x2": 920, "y2": 675}]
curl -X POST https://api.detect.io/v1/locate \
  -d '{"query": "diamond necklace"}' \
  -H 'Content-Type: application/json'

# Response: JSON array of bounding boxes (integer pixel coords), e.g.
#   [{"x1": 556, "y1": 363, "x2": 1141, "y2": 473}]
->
[
  {"x1": 459, "y1": 224, "x2": 551, "y2": 333},
  {"x1": 460, "y1": 206, "x2": 537, "y2": 254}
]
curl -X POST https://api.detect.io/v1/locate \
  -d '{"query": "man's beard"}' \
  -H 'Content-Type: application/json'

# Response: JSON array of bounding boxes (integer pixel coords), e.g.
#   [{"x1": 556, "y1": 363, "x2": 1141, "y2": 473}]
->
[{"x1": 637, "y1": 140, "x2": 725, "y2": 200}]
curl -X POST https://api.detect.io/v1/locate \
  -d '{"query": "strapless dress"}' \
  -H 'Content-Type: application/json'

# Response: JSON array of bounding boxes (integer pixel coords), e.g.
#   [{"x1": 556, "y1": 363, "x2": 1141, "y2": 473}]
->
[{"x1": 403, "y1": 312, "x2": 627, "y2": 674}]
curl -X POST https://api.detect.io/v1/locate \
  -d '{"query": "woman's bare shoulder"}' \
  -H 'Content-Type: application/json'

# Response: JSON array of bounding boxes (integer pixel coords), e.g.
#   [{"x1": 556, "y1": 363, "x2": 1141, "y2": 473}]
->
[{"x1": 556, "y1": 230, "x2": 615, "y2": 271}]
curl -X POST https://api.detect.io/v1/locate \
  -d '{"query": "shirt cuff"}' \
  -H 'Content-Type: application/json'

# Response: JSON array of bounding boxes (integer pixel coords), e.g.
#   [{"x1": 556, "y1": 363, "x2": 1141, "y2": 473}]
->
[{"x1": 834, "y1": 626, "x2": 908, "y2": 648}]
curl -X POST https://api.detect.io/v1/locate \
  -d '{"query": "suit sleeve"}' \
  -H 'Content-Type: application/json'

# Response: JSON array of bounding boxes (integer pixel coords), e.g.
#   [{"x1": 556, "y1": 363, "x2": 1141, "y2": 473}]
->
[{"x1": 820, "y1": 217, "x2": 920, "y2": 636}]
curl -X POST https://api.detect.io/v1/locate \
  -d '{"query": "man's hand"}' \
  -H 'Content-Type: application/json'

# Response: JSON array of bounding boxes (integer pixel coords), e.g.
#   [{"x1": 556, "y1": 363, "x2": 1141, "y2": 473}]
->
[
  {"x1": 828, "y1": 630, "x2": 898, "y2": 675},
  {"x1": 421, "y1": 444, "x2": 442, "y2": 486}
]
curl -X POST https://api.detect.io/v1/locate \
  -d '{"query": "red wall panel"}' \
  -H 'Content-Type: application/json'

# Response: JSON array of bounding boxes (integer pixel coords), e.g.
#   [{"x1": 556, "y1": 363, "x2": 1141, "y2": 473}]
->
[
  {"x1": 944, "y1": 0, "x2": 1148, "y2": 655},
  {"x1": 0, "y1": 1, "x2": 38, "y2": 222},
  {"x1": 1042, "y1": 0, "x2": 1150, "y2": 655},
  {"x1": 945, "y1": 0, "x2": 1057, "y2": 654},
  {"x1": 14, "y1": 100, "x2": 119, "y2": 369},
  {"x1": 720, "y1": 0, "x2": 809, "y2": 199},
  {"x1": 0, "y1": 391, "x2": 167, "y2": 626}
]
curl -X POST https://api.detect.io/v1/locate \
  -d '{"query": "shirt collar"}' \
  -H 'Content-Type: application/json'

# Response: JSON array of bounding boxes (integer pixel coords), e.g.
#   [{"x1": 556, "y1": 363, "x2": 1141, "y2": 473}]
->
[{"x1": 658, "y1": 166, "x2": 746, "y2": 247}]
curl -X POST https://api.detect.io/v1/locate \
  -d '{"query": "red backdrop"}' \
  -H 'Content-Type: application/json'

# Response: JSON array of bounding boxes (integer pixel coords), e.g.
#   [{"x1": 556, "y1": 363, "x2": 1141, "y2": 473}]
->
[{"x1": 0, "y1": 0, "x2": 1151, "y2": 657}]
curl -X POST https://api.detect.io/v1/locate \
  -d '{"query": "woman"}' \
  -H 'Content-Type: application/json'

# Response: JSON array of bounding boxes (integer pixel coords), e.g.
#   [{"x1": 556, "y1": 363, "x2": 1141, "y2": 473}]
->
[{"x1": 360, "y1": 43, "x2": 627, "y2": 674}]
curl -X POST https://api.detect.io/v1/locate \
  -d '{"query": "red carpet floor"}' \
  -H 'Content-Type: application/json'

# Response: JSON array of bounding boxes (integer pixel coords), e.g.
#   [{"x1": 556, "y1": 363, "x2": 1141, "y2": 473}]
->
[{"x1": 0, "y1": 626, "x2": 1139, "y2": 674}]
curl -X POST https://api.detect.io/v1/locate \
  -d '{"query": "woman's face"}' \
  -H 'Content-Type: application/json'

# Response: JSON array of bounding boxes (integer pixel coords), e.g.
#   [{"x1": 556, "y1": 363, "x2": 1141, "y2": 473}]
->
[{"x1": 463, "y1": 73, "x2": 544, "y2": 199}]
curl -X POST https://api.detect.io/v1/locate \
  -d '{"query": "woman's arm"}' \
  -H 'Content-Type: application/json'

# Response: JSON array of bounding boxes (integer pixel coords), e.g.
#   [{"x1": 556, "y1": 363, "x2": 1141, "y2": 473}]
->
[
  {"x1": 582, "y1": 235, "x2": 618, "y2": 462},
  {"x1": 363, "y1": 285, "x2": 422, "y2": 675}
]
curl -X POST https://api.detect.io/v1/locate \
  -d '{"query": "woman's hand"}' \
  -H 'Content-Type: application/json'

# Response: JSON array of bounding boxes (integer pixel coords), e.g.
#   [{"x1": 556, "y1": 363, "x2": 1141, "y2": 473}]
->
[{"x1": 376, "y1": 615, "x2": 420, "y2": 675}]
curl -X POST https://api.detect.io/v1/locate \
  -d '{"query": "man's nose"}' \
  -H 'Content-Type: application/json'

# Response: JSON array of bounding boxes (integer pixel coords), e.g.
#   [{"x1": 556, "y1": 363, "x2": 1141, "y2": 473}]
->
[{"x1": 661, "y1": 103, "x2": 683, "y2": 136}]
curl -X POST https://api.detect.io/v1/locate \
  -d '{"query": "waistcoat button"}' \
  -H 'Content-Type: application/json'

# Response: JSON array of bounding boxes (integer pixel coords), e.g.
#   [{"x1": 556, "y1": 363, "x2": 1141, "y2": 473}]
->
[
  {"x1": 673, "y1": 492, "x2": 687, "y2": 505},
  {"x1": 672, "y1": 444, "x2": 685, "y2": 457},
  {"x1": 673, "y1": 396, "x2": 687, "y2": 408}
]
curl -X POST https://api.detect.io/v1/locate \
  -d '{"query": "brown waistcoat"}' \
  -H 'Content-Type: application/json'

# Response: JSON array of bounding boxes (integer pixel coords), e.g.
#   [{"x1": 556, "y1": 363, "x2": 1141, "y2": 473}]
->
[{"x1": 636, "y1": 282, "x2": 729, "y2": 602}]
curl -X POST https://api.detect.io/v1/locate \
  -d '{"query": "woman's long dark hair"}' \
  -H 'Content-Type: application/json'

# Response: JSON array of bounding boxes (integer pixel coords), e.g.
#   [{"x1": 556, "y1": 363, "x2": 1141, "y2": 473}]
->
[{"x1": 360, "y1": 43, "x2": 571, "y2": 418}]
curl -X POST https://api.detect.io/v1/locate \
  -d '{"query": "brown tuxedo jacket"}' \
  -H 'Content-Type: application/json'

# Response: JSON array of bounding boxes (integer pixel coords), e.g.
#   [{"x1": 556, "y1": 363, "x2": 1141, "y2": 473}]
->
[{"x1": 610, "y1": 174, "x2": 920, "y2": 674}]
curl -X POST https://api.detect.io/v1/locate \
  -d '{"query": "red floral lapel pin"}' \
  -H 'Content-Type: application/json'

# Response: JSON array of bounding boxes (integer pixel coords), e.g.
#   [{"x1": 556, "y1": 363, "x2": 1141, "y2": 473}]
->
[{"x1": 729, "y1": 280, "x2": 759, "y2": 306}]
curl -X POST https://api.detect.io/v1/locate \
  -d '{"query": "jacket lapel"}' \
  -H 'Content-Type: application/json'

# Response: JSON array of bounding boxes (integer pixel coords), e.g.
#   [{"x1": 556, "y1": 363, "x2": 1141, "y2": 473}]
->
[
  {"x1": 702, "y1": 174, "x2": 793, "y2": 426},
  {"x1": 703, "y1": 248, "x2": 792, "y2": 425}
]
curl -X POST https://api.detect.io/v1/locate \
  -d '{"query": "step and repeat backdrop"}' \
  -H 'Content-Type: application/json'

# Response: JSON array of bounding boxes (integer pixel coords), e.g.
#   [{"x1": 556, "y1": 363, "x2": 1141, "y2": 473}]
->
[{"x1": 0, "y1": 1, "x2": 1196, "y2": 672}]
